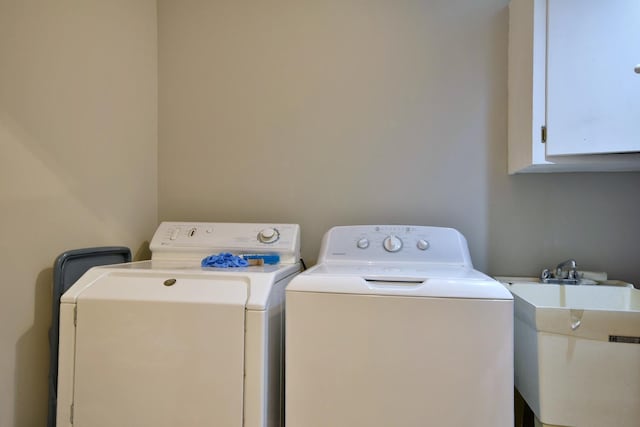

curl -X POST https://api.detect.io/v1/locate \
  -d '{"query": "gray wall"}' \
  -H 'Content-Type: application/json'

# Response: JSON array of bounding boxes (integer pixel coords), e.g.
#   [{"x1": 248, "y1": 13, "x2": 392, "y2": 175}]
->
[
  {"x1": 0, "y1": 1, "x2": 158, "y2": 425},
  {"x1": 158, "y1": 0, "x2": 640, "y2": 284}
]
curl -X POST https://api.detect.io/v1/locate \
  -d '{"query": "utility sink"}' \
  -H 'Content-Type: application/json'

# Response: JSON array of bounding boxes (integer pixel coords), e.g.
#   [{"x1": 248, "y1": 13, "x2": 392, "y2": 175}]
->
[{"x1": 496, "y1": 278, "x2": 640, "y2": 427}]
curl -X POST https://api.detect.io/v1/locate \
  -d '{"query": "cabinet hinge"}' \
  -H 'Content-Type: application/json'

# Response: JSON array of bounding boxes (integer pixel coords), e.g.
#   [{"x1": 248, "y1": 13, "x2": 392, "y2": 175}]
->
[
  {"x1": 73, "y1": 306, "x2": 77, "y2": 326},
  {"x1": 541, "y1": 125, "x2": 547, "y2": 143}
]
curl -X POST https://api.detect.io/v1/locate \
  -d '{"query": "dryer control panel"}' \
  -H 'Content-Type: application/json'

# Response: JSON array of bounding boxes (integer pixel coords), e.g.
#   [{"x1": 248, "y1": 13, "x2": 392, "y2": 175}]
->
[
  {"x1": 150, "y1": 222, "x2": 300, "y2": 263},
  {"x1": 317, "y1": 225, "x2": 472, "y2": 267}
]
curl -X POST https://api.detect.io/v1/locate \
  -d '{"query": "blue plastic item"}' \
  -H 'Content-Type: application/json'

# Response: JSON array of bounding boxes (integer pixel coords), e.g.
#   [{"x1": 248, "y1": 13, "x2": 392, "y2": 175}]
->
[{"x1": 201, "y1": 252, "x2": 249, "y2": 268}]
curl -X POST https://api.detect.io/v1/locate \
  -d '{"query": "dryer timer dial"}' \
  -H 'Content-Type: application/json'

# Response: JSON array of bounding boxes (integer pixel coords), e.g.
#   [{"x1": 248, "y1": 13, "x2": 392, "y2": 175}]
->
[{"x1": 258, "y1": 227, "x2": 280, "y2": 243}]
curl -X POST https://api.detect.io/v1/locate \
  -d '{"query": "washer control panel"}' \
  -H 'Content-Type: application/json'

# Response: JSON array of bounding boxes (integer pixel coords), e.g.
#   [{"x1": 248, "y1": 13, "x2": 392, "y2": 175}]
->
[
  {"x1": 317, "y1": 225, "x2": 472, "y2": 266},
  {"x1": 150, "y1": 222, "x2": 300, "y2": 263}
]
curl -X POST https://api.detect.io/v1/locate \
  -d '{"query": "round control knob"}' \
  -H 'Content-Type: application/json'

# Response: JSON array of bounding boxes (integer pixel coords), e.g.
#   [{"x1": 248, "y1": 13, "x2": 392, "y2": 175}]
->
[
  {"x1": 258, "y1": 228, "x2": 279, "y2": 243},
  {"x1": 383, "y1": 235, "x2": 403, "y2": 252},
  {"x1": 356, "y1": 238, "x2": 370, "y2": 249},
  {"x1": 417, "y1": 239, "x2": 430, "y2": 250}
]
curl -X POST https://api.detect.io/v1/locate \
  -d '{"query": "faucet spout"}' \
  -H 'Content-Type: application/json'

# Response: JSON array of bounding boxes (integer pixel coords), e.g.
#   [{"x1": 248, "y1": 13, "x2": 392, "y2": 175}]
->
[{"x1": 555, "y1": 259, "x2": 577, "y2": 280}]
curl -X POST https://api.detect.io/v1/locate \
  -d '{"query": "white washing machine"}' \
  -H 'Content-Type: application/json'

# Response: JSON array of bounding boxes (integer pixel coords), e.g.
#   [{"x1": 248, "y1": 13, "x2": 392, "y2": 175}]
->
[
  {"x1": 286, "y1": 225, "x2": 513, "y2": 427},
  {"x1": 57, "y1": 222, "x2": 301, "y2": 427}
]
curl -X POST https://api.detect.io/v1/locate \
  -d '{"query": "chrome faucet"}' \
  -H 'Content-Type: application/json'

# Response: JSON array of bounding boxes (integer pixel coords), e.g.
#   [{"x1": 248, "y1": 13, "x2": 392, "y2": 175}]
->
[{"x1": 541, "y1": 259, "x2": 579, "y2": 285}]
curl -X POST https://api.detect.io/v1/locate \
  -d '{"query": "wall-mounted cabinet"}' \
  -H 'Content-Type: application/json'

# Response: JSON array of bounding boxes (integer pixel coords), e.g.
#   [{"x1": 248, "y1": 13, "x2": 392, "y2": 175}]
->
[{"x1": 508, "y1": 0, "x2": 640, "y2": 174}]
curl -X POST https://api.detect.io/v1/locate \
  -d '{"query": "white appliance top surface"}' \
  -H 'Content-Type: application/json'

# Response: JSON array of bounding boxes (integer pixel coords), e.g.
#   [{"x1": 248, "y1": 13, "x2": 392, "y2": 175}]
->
[
  {"x1": 62, "y1": 221, "x2": 302, "y2": 310},
  {"x1": 61, "y1": 260, "x2": 299, "y2": 310},
  {"x1": 120, "y1": 259, "x2": 293, "y2": 274},
  {"x1": 288, "y1": 225, "x2": 511, "y2": 300},
  {"x1": 308, "y1": 263, "x2": 492, "y2": 281}
]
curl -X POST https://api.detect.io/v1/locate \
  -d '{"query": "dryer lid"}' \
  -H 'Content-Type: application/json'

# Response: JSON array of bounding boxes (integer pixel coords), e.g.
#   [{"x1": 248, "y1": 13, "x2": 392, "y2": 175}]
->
[
  {"x1": 67, "y1": 271, "x2": 249, "y2": 305},
  {"x1": 60, "y1": 262, "x2": 300, "y2": 310}
]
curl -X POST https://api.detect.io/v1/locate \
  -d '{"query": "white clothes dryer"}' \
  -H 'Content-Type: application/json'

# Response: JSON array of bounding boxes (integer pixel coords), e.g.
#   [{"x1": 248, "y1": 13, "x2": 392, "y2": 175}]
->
[
  {"x1": 285, "y1": 225, "x2": 513, "y2": 427},
  {"x1": 57, "y1": 222, "x2": 301, "y2": 427}
]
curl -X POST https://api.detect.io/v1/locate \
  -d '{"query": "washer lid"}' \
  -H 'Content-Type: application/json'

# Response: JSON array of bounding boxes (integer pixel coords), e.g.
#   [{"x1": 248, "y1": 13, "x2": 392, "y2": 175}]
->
[
  {"x1": 306, "y1": 264, "x2": 493, "y2": 280},
  {"x1": 287, "y1": 264, "x2": 512, "y2": 300}
]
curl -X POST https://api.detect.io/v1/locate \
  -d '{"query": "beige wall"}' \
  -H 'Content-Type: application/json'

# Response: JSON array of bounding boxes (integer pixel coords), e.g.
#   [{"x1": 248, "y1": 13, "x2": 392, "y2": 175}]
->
[
  {"x1": 0, "y1": 1, "x2": 157, "y2": 426},
  {"x1": 158, "y1": 0, "x2": 640, "y2": 282},
  {"x1": 2, "y1": 1, "x2": 639, "y2": 425}
]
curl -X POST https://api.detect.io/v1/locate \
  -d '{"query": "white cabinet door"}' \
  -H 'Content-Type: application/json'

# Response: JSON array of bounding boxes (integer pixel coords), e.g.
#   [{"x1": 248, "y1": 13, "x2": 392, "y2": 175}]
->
[{"x1": 546, "y1": 0, "x2": 640, "y2": 156}]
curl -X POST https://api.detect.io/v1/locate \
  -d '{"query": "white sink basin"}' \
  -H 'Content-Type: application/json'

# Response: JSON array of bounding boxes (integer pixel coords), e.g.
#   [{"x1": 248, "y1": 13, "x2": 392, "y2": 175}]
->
[{"x1": 496, "y1": 277, "x2": 640, "y2": 427}]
